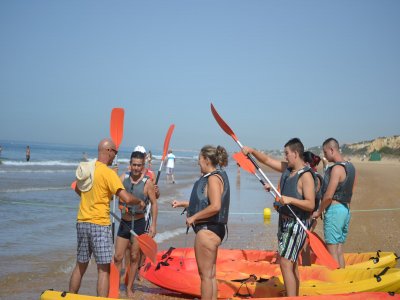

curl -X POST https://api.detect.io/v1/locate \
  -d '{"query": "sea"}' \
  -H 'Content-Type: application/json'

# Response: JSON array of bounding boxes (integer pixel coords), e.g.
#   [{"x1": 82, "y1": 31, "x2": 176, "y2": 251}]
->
[{"x1": 0, "y1": 140, "x2": 281, "y2": 300}]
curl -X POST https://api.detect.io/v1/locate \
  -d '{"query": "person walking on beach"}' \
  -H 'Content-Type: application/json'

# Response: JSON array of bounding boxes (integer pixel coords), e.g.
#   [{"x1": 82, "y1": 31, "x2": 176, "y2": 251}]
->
[
  {"x1": 26, "y1": 145, "x2": 30, "y2": 161},
  {"x1": 114, "y1": 150, "x2": 158, "y2": 298},
  {"x1": 166, "y1": 149, "x2": 176, "y2": 184},
  {"x1": 69, "y1": 138, "x2": 145, "y2": 297},
  {"x1": 312, "y1": 138, "x2": 356, "y2": 269},
  {"x1": 172, "y1": 145, "x2": 230, "y2": 300},
  {"x1": 242, "y1": 138, "x2": 315, "y2": 297}
]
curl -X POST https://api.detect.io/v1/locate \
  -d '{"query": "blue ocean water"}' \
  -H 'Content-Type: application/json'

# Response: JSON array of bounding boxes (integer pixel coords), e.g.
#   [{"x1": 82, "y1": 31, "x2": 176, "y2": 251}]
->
[{"x1": 0, "y1": 140, "x2": 280, "y2": 300}]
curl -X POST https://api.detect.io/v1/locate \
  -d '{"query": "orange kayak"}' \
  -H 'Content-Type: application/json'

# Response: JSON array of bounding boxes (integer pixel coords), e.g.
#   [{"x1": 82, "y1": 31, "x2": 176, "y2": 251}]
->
[
  {"x1": 158, "y1": 247, "x2": 398, "y2": 269},
  {"x1": 140, "y1": 248, "x2": 400, "y2": 299},
  {"x1": 39, "y1": 289, "x2": 400, "y2": 300}
]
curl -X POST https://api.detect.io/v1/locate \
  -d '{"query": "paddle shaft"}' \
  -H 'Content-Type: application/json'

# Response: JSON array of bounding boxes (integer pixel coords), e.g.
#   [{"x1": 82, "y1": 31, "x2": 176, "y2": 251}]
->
[
  {"x1": 250, "y1": 168, "x2": 309, "y2": 232},
  {"x1": 155, "y1": 161, "x2": 164, "y2": 185}
]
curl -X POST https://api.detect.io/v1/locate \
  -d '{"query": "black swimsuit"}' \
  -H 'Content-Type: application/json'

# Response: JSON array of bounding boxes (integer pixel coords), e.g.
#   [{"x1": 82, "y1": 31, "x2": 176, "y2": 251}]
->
[{"x1": 193, "y1": 222, "x2": 226, "y2": 241}]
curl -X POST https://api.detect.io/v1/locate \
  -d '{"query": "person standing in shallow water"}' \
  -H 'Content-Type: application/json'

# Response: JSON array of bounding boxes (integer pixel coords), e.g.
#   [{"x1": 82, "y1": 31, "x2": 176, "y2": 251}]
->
[
  {"x1": 172, "y1": 145, "x2": 230, "y2": 300},
  {"x1": 26, "y1": 146, "x2": 30, "y2": 162},
  {"x1": 166, "y1": 149, "x2": 176, "y2": 183}
]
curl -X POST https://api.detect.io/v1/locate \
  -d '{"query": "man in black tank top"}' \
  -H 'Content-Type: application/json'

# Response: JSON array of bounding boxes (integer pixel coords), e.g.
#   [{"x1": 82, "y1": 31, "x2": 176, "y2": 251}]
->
[
  {"x1": 242, "y1": 138, "x2": 315, "y2": 297},
  {"x1": 312, "y1": 138, "x2": 356, "y2": 269},
  {"x1": 113, "y1": 151, "x2": 158, "y2": 298}
]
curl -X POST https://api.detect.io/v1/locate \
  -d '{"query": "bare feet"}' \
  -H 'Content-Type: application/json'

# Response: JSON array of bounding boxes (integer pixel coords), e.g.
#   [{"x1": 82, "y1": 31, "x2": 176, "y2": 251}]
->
[{"x1": 126, "y1": 288, "x2": 135, "y2": 299}]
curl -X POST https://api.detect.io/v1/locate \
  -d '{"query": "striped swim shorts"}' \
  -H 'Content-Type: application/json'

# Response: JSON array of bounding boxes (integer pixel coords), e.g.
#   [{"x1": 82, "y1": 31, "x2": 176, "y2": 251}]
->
[
  {"x1": 76, "y1": 222, "x2": 113, "y2": 264},
  {"x1": 277, "y1": 215, "x2": 309, "y2": 262}
]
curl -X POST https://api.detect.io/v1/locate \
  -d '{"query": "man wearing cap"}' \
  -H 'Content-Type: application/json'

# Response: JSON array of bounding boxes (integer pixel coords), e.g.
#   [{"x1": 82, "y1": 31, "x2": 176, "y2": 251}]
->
[{"x1": 69, "y1": 138, "x2": 145, "y2": 297}]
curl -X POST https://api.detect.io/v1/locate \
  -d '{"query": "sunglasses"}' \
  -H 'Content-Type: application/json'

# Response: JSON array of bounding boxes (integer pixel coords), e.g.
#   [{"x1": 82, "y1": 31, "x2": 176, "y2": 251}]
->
[{"x1": 108, "y1": 148, "x2": 118, "y2": 155}]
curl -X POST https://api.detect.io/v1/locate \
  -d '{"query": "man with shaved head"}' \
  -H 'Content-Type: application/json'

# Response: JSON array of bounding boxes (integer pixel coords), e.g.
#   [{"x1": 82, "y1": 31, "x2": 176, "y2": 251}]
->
[
  {"x1": 69, "y1": 138, "x2": 145, "y2": 297},
  {"x1": 312, "y1": 138, "x2": 356, "y2": 268}
]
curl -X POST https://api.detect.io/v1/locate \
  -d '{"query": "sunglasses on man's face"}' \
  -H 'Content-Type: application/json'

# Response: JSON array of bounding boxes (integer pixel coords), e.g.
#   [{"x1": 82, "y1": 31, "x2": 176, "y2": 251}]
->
[{"x1": 108, "y1": 148, "x2": 118, "y2": 155}]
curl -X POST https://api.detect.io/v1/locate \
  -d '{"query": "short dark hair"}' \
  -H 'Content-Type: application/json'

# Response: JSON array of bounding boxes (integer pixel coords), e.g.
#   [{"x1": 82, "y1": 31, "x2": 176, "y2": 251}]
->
[
  {"x1": 130, "y1": 151, "x2": 145, "y2": 160},
  {"x1": 323, "y1": 138, "x2": 339, "y2": 150},
  {"x1": 284, "y1": 138, "x2": 304, "y2": 159}
]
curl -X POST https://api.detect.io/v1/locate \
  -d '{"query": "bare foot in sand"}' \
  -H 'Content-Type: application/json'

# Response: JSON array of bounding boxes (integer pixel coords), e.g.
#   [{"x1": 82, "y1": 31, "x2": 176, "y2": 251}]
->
[{"x1": 126, "y1": 289, "x2": 135, "y2": 299}]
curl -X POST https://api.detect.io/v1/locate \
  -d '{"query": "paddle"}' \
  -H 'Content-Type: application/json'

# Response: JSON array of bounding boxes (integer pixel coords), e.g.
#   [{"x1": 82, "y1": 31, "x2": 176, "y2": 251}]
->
[
  {"x1": 155, "y1": 124, "x2": 175, "y2": 184},
  {"x1": 110, "y1": 107, "x2": 125, "y2": 242},
  {"x1": 212, "y1": 104, "x2": 339, "y2": 270},
  {"x1": 145, "y1": 124, "x2": 175, "y2": 232},
  {"x1": 110, "y1": 211, "x2": 157, "y2": 264},
  {"x1": 109, "y1": 108, "x2": 124, "y2": 298}
]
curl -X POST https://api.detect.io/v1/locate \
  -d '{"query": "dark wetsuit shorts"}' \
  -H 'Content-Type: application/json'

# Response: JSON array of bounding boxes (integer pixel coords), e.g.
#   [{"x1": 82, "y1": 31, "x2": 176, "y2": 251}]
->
[
  {"x1": 117, "y1": 217, "x2": 146, "y2": 240},
  {"x1": 193, "y1": 223, "x2": 225, "y2": 241}
]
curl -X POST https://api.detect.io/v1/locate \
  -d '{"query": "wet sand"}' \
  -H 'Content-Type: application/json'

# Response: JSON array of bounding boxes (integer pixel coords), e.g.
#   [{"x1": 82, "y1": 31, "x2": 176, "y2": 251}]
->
[{"x1": 34, "y1": 160, "x2": 400, "y2": 299}]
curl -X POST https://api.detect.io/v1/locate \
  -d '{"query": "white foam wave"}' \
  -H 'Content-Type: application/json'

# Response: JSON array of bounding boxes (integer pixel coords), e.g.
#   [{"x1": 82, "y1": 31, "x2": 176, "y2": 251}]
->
[
  {"x1": 0, "y1": 187, "x2": 66, "y2": 193},
  {"x1": 155, "y1": 227, "x2": 187, "y2": 243},
  {"x1": 0, "y1": 170, "x2": 70, "y2": 174},
  {"x1": 2, "y1": 160, "x2": 78, "y2": 167}
]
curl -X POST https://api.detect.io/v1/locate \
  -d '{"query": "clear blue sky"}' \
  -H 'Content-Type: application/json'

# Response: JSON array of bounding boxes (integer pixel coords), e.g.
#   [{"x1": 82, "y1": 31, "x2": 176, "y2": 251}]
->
[{"x1": 1, "y1": 1, "x2": 399, "y2": 152}]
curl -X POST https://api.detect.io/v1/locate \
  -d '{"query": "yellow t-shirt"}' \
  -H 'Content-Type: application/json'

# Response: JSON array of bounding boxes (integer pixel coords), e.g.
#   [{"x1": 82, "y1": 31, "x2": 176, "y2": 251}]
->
[{"x1": 77, "y1": 161, "x2": 124, "y2": 225}]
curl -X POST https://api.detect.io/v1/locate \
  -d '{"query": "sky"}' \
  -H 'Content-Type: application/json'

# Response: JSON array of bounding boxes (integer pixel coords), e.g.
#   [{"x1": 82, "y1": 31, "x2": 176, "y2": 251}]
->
[{"x1": 0, "y1": 1, "x2": 399, "y2": 153}]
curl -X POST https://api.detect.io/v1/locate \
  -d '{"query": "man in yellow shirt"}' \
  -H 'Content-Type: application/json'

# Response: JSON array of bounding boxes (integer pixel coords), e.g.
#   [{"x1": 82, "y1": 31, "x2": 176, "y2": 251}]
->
[{"x1": 69, "y1": 138, "x2": 145, "y2": 297}]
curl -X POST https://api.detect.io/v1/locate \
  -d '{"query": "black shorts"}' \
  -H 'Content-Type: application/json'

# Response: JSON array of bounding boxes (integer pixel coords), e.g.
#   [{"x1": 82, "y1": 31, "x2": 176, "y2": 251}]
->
[
  {"x1": 117, "y1": 217, "x2": 146, "y2": 240},
  {"x1": 193, "y1": 223, "x2": 225, "y2": 241}
]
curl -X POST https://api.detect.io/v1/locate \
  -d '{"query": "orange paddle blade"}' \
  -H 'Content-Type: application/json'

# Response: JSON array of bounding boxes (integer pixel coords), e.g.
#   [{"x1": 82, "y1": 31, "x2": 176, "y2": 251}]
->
[
  {"x1": 161, "y1": 124, "x2": 175, "y2": 160},
  {"x1": 70, "y1": 181, "x2": 77, "y2": 190},
  {"x1": 232, "y1": 152, "x2": 256, "y2": 174},
  {"x1": 110, "y1": 212, "x2": 158, "y2": 264},
  {"x1": 110, "y1": 108, "x2": 124, "y2": 150},
  {"x1": 137, "y1": 234, "x2": 158, "y2": 264},
  {"x1": 210, "y1": 103, "x2": 238, "y2": 142},
  {"x1": 308, "y1": 230, "x2": 339, "y2": 269},
  {"x1": 108, "y1": 262, "x2": 120, "y2": 298}
]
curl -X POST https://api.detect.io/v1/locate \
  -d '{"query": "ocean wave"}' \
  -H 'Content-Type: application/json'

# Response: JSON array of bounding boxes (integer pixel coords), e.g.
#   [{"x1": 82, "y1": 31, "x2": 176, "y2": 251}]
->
[
  {"x1": 155, "y1": 227, "x2": 187, "y2": 243},
  {"x1": 0, "y1": 187, "x2": 67, "y2": 193},
  {"x1": 2, "y1": 160, "x2": 78, "y2": 167},
  {"x1": 0, "y1": 169, "x2": 71, "y2": 174}
]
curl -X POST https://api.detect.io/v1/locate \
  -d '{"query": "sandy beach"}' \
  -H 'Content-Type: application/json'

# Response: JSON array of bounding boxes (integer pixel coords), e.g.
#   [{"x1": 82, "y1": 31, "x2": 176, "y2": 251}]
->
[{"x1": 59, "y1": 159, "x2": 400, "y2": 300}]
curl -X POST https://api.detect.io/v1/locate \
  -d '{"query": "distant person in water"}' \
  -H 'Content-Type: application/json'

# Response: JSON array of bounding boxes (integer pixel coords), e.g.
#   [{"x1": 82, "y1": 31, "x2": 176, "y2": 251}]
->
[
  {"x1": 146, "y1": 150, "x2": 153, "y2": 169},
  {"x1": 82, "y1": 152, "x2": 89, "y2": 162},
  {"x1": 0, "y1": 145, "x2": 2, "y2": 156},
  {"x1": 26, "y1": 146, "x2": 31, "y2": 162}
]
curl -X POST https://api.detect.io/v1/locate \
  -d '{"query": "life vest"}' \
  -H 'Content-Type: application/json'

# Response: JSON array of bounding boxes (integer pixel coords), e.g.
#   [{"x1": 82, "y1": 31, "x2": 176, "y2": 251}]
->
[
  {"x1": 276, "y1": 166, "x2": 317, "y2": 219},
  {"x1": 321, "y1": 161, "x2": 356, "y2": 204},
  {"x1": 145, "y1": 168, "x2": 154, "y2": 181},
  {"x1": 188, "y1": 169, "x2": 230, "y2": 224},
  {"x1": 121, "y1": 174, "x2": 150, "y2": 214}
]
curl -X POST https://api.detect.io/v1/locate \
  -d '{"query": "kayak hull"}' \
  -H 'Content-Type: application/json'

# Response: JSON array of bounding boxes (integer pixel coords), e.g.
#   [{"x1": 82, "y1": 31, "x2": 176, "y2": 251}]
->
[
  {"x1": 40, "y1": 289, "x2": 400, "y2": 300},
  {"x1": 140, "y1": 248, "x2": 400, "y2": 299}
]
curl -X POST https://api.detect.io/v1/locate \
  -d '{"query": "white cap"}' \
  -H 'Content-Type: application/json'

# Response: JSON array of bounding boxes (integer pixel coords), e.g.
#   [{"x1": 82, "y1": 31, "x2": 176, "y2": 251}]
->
[{"x1": 133, "y1": 145, "x2": 146, "y2": 154}]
